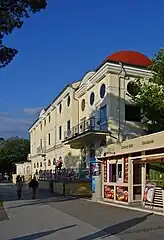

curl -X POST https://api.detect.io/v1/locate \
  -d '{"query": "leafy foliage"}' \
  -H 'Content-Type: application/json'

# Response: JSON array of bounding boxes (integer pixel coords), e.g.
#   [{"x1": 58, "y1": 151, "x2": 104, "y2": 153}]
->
[
  {"x1": 0, "y1": 137, "x2": 30, "y2": 173},
  {"x1": 132, "y1": 49, "x2": 164, "y2": 133},
  {"x1": 0, "y1": 0, "x2": 47, "y2": 68}
]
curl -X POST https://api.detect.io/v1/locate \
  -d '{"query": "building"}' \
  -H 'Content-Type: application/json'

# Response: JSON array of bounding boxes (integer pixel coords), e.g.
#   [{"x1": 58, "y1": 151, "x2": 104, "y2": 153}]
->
[
  {"x1": 29, "y1": 50, "x2": 152, "y2": 176},
  {"x1": 100, "y1": 130, "x2": 164, "y2": 211},
  {"x1": 12, "y1": 156, "x2": 32, "y2": 183}
]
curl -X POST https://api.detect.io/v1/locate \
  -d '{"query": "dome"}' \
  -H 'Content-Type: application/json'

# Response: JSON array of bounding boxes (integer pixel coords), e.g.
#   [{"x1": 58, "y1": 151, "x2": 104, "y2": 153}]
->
[{"x1": 106, "y1": 50, "x2": 152, "y2": 67}]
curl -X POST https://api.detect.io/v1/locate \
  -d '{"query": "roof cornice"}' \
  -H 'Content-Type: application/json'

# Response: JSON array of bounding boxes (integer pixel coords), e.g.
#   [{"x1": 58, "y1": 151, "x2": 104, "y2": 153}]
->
[{"x1": 75, "y1": 62, "x2": 152, "y2": 98}]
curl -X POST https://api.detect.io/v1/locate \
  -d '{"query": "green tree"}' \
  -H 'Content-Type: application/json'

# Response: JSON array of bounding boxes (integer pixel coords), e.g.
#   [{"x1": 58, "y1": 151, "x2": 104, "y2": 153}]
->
[
  {"x1": 0, "y1": 0, "x2": 47, "y2": 68},
  {"x1": 132, "y1": 49, "x2": 164, "y2": 133},
  {"x1": 0, "y1": 137, "x2": 30, "y2": 174}
]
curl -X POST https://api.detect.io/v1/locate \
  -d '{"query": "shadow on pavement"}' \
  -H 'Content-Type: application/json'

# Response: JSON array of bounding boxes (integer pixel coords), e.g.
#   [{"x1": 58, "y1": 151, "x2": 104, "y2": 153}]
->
[
  {"x1": 77, "y1": 213, "x2": 153, "y2": 240},
  {"x1": 9, "y1": 224, "x2": 76, "y2": 240},
  {"x1": 6, "y1": 191, "x2": 79, "y2": 209}
]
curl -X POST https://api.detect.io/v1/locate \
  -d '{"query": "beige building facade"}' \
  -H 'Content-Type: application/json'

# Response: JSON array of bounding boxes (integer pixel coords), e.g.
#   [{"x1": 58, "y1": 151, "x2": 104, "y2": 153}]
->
[
  {"x1": 29, "y1": 50, "x2": 152, "y2": 175},
  {"x1": 101, "y1": 130, "x2": 164, "y2": 211}
]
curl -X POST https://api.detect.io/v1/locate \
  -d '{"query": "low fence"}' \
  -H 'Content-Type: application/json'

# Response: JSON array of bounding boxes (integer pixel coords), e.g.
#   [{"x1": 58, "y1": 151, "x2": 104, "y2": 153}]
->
[
  {"x1": 38, "y1": 168, "x2": 91, "y2": 181},
  {"x1": 39, "y1": 179, "x2": 92, "y2": 198},
  {"x1": 38, "y1": 168, "x2": 92, "y2": 198}
]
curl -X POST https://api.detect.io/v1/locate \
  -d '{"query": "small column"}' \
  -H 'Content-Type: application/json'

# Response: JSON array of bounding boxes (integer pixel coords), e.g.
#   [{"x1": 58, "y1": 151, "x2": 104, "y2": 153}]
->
[
  {"x1": 128, "y1": 155, "x2": 132, "y2": 204},
  {"x1": 141, "y1": 151, "x2": 146, "y2": 204},
  {"x1": 101, "y1": 162, "x2": 104, "y2": 200},
  {"x1": 162, "y1": 187, "x2": 164, "y2": 213}
]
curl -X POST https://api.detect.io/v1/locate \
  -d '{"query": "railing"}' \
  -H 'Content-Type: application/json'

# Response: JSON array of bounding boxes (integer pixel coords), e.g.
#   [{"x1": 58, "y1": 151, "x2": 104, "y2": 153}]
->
[
  {"x1": 36, "y1": 146, "x2": 46, "y2": 155},
  {"x1": 64, "y1": 117, "x2": 108, "y2": 141},
  {"x1": 39, "y1": 168, "x2": 90, "y2": 181}
]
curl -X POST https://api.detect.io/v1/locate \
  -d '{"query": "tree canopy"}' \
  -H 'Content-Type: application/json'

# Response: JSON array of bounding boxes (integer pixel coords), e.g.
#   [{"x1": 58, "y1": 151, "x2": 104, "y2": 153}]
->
[
  {"x1": 0, "y1": 0, "x2": 47, "y2": 68},
  {"x1": 0, "y1": 137, "x2": 30, "y2": 174},
  {"x1": 132, "y1": 49, "x2": 164, "y2": 133}
]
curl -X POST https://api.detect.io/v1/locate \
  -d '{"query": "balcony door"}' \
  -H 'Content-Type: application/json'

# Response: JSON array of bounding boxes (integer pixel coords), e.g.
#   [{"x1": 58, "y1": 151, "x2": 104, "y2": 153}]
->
[{"x1": 99, "y1": 105, "x2": 107, "y2": 130}]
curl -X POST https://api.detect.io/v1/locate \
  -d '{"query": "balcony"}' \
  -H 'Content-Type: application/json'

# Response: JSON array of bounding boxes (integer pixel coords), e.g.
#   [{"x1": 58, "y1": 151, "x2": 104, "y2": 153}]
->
[
  {"x1": 63, "y1": 117, "x2": 109, "y2": 149},
  {"x1": 36, "y1": 146, "x2": 46, "y2": 155}
]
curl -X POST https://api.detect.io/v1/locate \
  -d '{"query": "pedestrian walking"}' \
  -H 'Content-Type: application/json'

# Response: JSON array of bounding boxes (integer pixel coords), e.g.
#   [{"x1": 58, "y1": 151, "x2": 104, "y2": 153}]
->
[
  {"x1": 29, "y1": 176, "x2": 39, "y2": 199},
  {"x1": 16, "y1": 176, "x2": 23, "y2": 200}
]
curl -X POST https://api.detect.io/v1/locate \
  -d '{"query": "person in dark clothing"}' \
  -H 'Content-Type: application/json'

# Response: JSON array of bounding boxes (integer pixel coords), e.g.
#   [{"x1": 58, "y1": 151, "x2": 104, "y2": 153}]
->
[
  {"x1": 29, "y1": 176, "x2": 38, "y2": 199},
  {"x1": 16, "y1": 177, "x2": 23, "y2": 200}
]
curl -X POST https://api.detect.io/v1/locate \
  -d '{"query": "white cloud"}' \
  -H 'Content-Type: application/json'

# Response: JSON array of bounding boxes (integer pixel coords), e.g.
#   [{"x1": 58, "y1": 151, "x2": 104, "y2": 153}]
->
[
  {"x1": 0, "y1": 112, "x2": 9, "y2": 117},
  {"x1": 24, "y1": 107, "x2": 42, "y2": 116},
  {"x1": 0, "y1": 111, "x2": 35, "y2": 139}
]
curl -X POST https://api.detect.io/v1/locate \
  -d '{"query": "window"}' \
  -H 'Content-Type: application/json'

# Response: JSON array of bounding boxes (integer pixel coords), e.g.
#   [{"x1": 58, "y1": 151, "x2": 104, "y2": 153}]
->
[
  {"x1": 40, "y1": 139, "x2": 42, "y2": 148},
  {"x1": 40, "y1": 123, "x2": 42, "y2": 130},
  {"x1": 34, "y1": 163, "x2": 36, "y2": 168},
  {"x1": 59, "y1": 126, "x2": 62, "y2": 140},
  {"x1": 90, "y1": 92, "x2": 95, "y2": 106},
  {"x1": 125, "y1": 104, "x2": 141, "y2": 122},
  {"x1": 100, "y1": 83, "x2": 106, "y2": 98},
  {"x1": 67, "y1": 95, "x2": 70, "y2": 107},
  {"x1": 109, "y1": 164, "x2": 116, "y2": 182},
  {"x1": 59, "y1": 103, "x2": 62, "y2": 113},
  {"x1": 118, "y1": 164, "x2": 122, "y2": 179},
  {"x1": 99, "y1": 105, "x2": 107, "y2": 130},
  {"x1": 44, "y1": 119, "x2": 46, "y2": 126},
  {"x1": 48, "y1": 133, "x2": 51, "y2": 145},
  {"x1": 37, "y1": 162, "x2": 39, "y2": 168},
  {"x1": 81, "y1": 99, "x2": 85, "y2": 111},
  {"x1": 48, "y1": 114, "x2": 51, "y2": 123},
  {"x1": 67, "y1": 120, "x2": 70, "y2": 131},
  {"x1": 40, "y1": 162, "x2": 42, "y2": 167},
  {"x1": 127, "y1": 81, "x2": 139, "y2": 96},
  {"x1": 109, "y1": 162, "x2": 123, "y2": 183}
]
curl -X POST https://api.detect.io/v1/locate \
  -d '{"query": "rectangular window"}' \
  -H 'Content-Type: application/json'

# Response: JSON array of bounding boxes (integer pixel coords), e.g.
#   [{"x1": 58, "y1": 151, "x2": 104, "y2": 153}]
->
[
  {"x1": 48, "y1": 114, "x2": 51, "y2": 123},
  {"x1": 40, "y1": 123, "x2": 42, "y2": 130},
  {"x1": 109, "y1": 164, "x2": 116, "y2": 182},
  {"x1": 40, "y1": 139, "x2": 42, "y2": 149},
  {"x1": 67, "y1": 120, "x2": 70, "y2": 131},
  {"x1": 100, "y1": 105, "x2": 107, "y2": 130},
  {"x1": 125, "y1": 104, "x2": 141, "y2": 122},
  {"x1": 117, "y1": 164, "x2": 123, "y2": 183},
  {"x1": 109, "y1": 162, "x2": 123, "y2": 183},
  {"x1": 59, "y1": 126, "x2": 62, "y2": 140},
  {"x1": 44, "y1": 119, "x2": 46, "y2": 126},
  {"x1": 48, "y1": 133, "x2": 50, "y2": 145}
]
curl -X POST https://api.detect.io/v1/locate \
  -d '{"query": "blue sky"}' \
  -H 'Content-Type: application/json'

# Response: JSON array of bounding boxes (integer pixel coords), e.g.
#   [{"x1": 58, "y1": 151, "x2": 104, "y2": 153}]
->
[{"x1": 0, "y1": 0, "x2": 164, "y2": 139}]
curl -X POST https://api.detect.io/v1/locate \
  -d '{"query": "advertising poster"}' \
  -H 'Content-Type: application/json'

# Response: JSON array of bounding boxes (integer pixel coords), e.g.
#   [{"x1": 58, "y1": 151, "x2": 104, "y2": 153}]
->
[
  {"x1": 104, "y1": 160, "x2": 107, "y2": 182},
  {"x1": 143, "y1": 184, "x2": 155, "y2": 203},
  {"x1": 116, "y1": 186, "x2": 128, "y2": 202},
  {"x1": 104, "y1": 185, "x2": 114, "y2": 200},
  {"x1": 124, "y1": 157, "x2": 128, "y2": 183},
  {"x1": 89, "y1": 157, "x2": 100, "y2": 176},
  {"x1": 92, "y1": 177, "x2": 95, "y2": 193}
]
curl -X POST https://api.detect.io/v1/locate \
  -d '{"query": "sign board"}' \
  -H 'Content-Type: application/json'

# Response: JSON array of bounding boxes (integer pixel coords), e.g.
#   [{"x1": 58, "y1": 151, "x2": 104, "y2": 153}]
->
[{"x1": 143, "y1": 184, "x2": 156, "y2": 203}]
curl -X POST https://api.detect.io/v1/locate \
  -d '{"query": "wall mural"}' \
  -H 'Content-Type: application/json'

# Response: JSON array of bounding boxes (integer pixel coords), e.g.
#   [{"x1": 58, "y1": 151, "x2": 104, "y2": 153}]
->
[{"x1": 64, "y1": 152, "x2": 81, "y2": 169}]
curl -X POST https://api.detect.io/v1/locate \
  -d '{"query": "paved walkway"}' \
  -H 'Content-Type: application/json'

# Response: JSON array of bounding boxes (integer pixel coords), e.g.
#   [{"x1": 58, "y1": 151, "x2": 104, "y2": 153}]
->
[{"x1": 0, "y1": 183, "x2": 164, "y2": 239}]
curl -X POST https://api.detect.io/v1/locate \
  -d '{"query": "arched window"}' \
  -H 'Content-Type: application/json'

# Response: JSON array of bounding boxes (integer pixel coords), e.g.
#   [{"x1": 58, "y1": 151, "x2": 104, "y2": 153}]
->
[
  {"x1": 90, "y1": 92, "x2": 95, "y2": 106},
  {"x1": 100, "y1": 84, "x2": 106, "y2": 98}
]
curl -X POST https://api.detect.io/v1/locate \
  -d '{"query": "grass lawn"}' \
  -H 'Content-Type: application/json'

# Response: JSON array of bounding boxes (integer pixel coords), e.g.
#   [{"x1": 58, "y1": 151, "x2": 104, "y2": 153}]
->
[{"x1": 0, "y1": 201, "x2": 3, "y2": 206}]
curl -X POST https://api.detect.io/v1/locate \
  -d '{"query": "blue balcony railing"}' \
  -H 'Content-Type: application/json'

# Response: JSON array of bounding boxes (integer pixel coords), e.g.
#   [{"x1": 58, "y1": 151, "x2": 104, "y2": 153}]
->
[{"x1": 64, "y1": 117, "x2": 108, "y2": 141}]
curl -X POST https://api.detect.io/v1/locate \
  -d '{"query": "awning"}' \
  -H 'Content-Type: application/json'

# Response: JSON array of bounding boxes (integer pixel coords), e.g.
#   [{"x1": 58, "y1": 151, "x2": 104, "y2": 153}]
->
[{"x1": 133, "y1": 156, "x2": 164, "y2": 164}]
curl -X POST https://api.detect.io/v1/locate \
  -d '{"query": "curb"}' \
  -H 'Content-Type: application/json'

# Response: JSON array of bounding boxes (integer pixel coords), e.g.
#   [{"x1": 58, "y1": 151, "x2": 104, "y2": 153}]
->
[{"x1": 82, "y1": 198, "x2": 164, "y2": 216}]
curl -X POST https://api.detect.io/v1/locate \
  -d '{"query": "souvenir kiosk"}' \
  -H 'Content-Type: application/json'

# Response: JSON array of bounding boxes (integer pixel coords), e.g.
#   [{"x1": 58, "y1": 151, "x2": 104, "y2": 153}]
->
[{"x1": 99, "y1": 131, "x2": 164, "y2": 212}]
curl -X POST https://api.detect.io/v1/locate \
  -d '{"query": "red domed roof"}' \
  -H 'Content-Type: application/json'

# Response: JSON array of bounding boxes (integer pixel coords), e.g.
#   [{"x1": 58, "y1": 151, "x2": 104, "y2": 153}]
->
[{"x1": 106, "y1": 50, "x2": 152, "y2": 67}]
